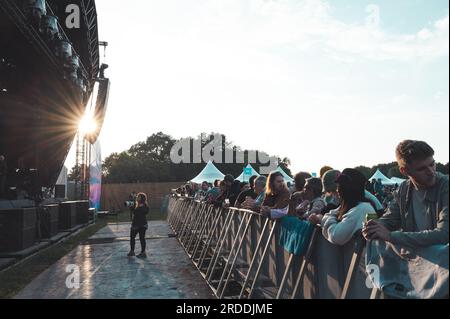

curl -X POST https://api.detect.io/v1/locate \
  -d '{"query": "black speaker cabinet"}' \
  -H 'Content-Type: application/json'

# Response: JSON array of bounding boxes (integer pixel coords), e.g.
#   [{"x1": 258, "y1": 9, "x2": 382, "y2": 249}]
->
[
  {"x1": 76, "y1": 200, "x2": 89, "y2": 225},
  {"x1": 0, "y1": 208, "x2": 37, "y2": 253},
  {"x1": 58, "y1": 201, "x2": 76, "y2": 230},
  {"x1": 55, "y1": 185, "x2": 66, "y2": 198},
  {"x1": 40, "y1": 204, "x2": 59, "y2": 238}
]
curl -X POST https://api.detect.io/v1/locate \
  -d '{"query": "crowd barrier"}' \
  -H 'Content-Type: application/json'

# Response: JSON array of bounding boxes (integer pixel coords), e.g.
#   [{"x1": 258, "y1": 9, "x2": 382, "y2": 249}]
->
[{"x1": 167, "y1": 196, "x2": 381, "y2": 299}]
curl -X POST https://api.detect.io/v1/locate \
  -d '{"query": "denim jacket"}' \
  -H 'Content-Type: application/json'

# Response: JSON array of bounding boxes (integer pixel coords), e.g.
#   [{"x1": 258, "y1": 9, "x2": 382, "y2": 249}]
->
[{"x1": 379, "y1": 172, "x2": 449, "y2": 248}]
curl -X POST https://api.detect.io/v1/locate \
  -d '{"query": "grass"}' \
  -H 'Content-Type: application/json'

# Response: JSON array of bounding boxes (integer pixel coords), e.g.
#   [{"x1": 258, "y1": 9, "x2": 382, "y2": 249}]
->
[
  {"x1": 0, "y1": 209, "x2": 166, "y2": 299},
  {"x1": 104, "y1": 209, "x2": 167, "y2": 223}
]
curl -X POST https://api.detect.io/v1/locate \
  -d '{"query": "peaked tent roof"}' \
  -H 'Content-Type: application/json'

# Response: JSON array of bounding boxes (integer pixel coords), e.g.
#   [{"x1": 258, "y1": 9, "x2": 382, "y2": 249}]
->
[
  {"x1": 390, "y1": 177, "x2": 407, "y2": 185},
  {"x1": 275, "y1": 166, "x2": 294, "y2": 183},
  {"x1": 236, "y1": 164, "x2": 261, "y2": 182},
  {"x1": 190, "y1": 161, "x2": 225, "y2": 184},
  {"x1": 369, "y1": 169, "x2": 396, "y2": 185}
]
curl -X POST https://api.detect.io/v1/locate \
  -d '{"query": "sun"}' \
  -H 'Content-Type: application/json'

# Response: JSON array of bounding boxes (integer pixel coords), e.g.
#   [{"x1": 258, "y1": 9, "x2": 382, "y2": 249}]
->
[{"x1": 79, "y1": 113, "x2": 97, "y2": 136}]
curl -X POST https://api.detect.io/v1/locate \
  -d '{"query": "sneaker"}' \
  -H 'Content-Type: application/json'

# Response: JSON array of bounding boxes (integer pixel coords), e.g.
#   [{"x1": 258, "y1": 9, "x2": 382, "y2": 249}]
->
[
  {"x1": 136, "y1": 252, "x2": 147, "y2": 258},
  {"x1": 127, "y1": 251, "x2": 135, "y2": 257}
]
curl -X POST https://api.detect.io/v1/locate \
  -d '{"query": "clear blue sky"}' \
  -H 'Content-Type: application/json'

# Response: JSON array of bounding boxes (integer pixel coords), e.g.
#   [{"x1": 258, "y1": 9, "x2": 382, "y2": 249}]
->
[{"x1": 69, "y1": 0, "x2": 449, "y2": 175}]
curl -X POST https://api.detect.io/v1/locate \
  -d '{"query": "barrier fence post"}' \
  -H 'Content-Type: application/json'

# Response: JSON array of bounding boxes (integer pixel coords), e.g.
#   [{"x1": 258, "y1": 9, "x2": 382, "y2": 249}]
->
[
  {"x1": 276, "y1": 253, "x2": 294, "y2": 299},
  {"x1": 216, "y1": 212, "x2": 253, "y2": 298},
  {"x1": 247, "y1": 219, "x2": 279, "y2": 299},
  {"x1": 291, "y1": 228, "x2": 319, "y2": 299},
  {"x1": 206, "y1": 209, "x2": 235, "y2": 280},
  {"x1": 179, "y1": 201, "x2": 197, "y2": 246},
  {"x1": 191, "y1": 205, "x2": 216, "y2": 261},
  {"x1": 239, "y1": 216, "x2": 270, "y2": 299},
  {"x1": 340, "y1": 234, "x2": 366, "y2": 299},
  {"x1": 186, "y1": 203, "x2": 211, "y2": 256},
  {"x1": 184, "y1": 203, "x2": 207, "y2": 251},
  {"x1": 198, "y1": 208, "x2": 225, "y2": 270}
]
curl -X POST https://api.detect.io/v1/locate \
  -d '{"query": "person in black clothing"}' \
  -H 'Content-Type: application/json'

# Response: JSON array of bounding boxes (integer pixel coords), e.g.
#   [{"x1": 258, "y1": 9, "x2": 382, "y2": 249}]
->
[
  {"x1": 235, "y1": 175, "x2": 258, "y2": 208},
  {"x1": 215, "y1": 174, "x2": 240, "y2": 207},
  {"x1": 128, "y1": 192, "x2": 149, "y2": 258}
]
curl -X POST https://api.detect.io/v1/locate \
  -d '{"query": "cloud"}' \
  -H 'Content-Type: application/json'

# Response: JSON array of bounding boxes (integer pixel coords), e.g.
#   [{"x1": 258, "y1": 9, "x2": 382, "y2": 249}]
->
[
  {"x1": 172, "y1": 0, "x2": 449, "y2": 63},
  {"x1": 92, "y1": 0, "x2": 449, "y2": 173}
]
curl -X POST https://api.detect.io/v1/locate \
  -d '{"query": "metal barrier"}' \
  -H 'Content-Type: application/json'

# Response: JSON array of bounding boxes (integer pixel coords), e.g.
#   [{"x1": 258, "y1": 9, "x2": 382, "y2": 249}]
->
[{"x1": 167, "y1": 196, "x2": 376, "y2": 299}]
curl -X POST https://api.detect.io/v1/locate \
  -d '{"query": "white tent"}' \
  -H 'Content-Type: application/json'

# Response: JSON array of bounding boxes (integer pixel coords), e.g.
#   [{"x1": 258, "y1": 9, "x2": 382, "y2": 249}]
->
[
  {"x1": 390, "y1": 177, "x2": 407, "y2": 185},
  {"x1": 236, "y1": 164, "x2": 260, "y2": 182},
  {"x1": 56, "y1": 166, "x2": 68, "y2": 185},
  {"x1": 369, "y1": 169, "x2": 396, "y2": 185},
  {"x1": 56, "y1": 166, "x2": 68, "y2": 198},
  {"x1": 275, "y1": 166, "x2": 294, "y2": 184},
  {"x1": 190, "y1": 161, "x2": 225, "y2": 184}
]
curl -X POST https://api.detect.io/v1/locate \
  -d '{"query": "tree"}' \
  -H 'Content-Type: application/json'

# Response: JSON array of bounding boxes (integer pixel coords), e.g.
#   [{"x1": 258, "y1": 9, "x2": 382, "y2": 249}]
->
[
  {"x1": 68, "y1": 164, "x2": 81, "y2": 182},
  {"x1": 354, "y1": 166, "x2": 372, "y2": 180},
  {"x1": 102, "y1": 132, "x2": 292, "y2": 183},
  {"x1": 437, "y1": 162, "x2": 449, "y2": 175},
  {"x1": 387, "y1": 166, "x2": 402, "y2": 178},
  {"x1": 278, "y1": 157, "x2": 292, "y2": 177}
]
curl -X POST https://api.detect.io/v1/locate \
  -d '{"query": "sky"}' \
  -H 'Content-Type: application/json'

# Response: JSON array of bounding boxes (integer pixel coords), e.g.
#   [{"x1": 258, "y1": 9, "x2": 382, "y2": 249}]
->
[{"x1": 68, "y1": 0, "x2": 449, "y2": 175}]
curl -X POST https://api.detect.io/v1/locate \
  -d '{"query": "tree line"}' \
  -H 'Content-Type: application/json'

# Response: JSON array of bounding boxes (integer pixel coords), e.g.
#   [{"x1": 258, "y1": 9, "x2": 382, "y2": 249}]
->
[{"x1": 68, "y1": 132, "x2": 449, "y2": 183}]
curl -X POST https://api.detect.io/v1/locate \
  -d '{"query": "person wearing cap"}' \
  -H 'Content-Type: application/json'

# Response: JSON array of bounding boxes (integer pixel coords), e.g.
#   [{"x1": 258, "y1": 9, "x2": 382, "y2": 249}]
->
[
  {"x1": 319, "y1": 169, "x2": 384, "y2": 217},
  {"x1": 320, "y1": 168, "x2": 376, "y2": 245}
]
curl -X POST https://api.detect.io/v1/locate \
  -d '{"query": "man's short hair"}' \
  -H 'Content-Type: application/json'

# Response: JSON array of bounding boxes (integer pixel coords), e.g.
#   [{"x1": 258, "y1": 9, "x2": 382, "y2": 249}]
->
[{"x1": 396, "y1": 140, "x2": 435, "y2": 168}]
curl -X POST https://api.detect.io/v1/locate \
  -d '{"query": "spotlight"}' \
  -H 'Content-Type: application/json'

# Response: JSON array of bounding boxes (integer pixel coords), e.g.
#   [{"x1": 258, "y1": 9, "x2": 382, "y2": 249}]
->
[
  {"x1": 40, "y1": 14, "x2": 60, "y2": 41},
  {"x1": 22, "y1": 0, "x2": 46, "y2": 26},
  {"x1": 55, "y1": 40, "x2": 73, "y2": 63}
]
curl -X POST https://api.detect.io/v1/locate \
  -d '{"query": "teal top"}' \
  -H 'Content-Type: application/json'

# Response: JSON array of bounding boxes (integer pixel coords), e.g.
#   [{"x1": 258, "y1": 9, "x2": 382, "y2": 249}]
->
[{"x1": 279, "y1": 216, "x2": 315, "y2": 256}]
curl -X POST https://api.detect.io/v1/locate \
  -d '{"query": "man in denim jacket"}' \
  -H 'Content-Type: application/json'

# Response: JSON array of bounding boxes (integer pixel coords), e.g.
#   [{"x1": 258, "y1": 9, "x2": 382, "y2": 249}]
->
[{"x1": 363, "y1": 140, "x2": 448, "y2": 298}]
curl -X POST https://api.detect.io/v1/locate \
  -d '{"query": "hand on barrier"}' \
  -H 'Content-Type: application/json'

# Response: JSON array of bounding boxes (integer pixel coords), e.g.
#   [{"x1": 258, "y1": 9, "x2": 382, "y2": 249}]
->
[
  {"x1": 308, "y1": 213, "x2": 323, "y2": 226},
  {"x1": 260, "y1": 206, "x2": 271, "y2": 218}
]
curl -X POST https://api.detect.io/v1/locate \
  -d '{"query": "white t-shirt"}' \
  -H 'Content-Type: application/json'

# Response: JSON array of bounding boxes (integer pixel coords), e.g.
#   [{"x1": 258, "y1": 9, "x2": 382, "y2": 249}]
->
[{"x1": 321, "y1": 202, "x2": 375, "y2": 245}]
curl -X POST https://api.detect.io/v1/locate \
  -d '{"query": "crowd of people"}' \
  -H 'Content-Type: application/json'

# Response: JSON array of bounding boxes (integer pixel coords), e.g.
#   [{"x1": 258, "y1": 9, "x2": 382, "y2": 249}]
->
[
  {"x1": 366, "y1": 178, "x2": 399, "y2": 209},
  {"x1": 173, "y1": 140, "x2": 449, "y2": 298}
]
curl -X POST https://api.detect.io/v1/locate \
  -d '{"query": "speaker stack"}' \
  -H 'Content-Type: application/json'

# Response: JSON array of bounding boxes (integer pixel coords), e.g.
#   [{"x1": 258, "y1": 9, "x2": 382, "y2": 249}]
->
[
  {"x1": 58, "y1": 201, "x2": 76, "y2": 230},
  {"x1": 0, "y1": 208, "x2": 37, "y2": 253}
]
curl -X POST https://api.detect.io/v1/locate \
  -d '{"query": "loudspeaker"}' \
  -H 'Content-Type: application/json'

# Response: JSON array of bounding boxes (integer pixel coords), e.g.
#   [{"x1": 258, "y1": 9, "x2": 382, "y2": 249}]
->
[
  {"x1": 40, "y1": 204, "x2": 59, "y2": 238},
  {"x1": 58, "y1": 201, "x2": 76, "y2": 230},
  {"x1": 75, "y1": 200, "x2": 89, "y2": 225},
  {"x1": 55, "y1": 185, "x2": 66, "y2": 198},
  {"x1": 0, "y1": 208, "x2": 37, "y2": 253}
]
